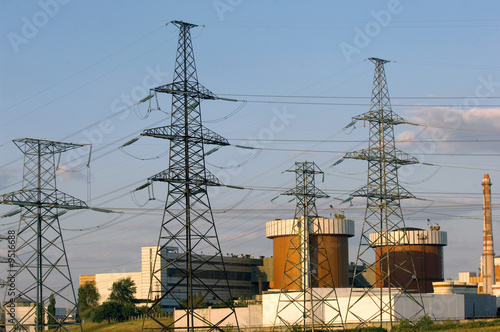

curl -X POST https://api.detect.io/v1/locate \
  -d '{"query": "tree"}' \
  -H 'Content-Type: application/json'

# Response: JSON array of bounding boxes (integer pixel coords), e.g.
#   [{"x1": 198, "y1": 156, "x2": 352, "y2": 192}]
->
[
  {"x1": 109, "y1": 277, "x2": 136, "y2": 304},
  {"x1": 91, "y1": 277, "x2": 139, "y2": 323},
  {"x1": 78, "y1": 281, "x2": 100, "y2": 321},
  {"x1": 47, "y1": 294, "x2": 56, "y2": 327},
  {"x1": 92, "y1": 301, "x2": 138, "y2": 323},
  {"x1": 93, "y1": 301, "x2": 122, "y2": 323}
]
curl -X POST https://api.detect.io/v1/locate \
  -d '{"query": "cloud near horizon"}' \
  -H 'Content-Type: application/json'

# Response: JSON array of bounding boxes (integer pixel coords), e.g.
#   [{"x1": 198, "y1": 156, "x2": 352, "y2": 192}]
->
[{"x1": 397, "y1": 107, "x2": 500, "y2": 154}]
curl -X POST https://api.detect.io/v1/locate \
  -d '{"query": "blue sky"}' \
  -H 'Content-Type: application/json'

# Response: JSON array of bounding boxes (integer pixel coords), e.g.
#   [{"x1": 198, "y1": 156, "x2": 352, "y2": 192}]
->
[{"x1": 1, "y1": 0, "x2": 500, "y2": 289}]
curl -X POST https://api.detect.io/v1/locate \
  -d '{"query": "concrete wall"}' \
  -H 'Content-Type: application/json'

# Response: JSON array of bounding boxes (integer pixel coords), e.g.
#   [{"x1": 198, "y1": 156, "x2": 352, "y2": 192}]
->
[
  {"x1": 173, "y1": 304, "x2": 262, "y2": 329},
  {"x1": 262, "y1": 288, "x2": 497, "y2": 327},
  {"x1": 170, "y1": 289, "x2": 497, "y2": 329}
]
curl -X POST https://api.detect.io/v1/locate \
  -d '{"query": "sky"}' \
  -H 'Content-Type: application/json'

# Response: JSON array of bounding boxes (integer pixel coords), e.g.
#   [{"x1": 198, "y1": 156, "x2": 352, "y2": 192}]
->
[{"x1": 1, "y1": 0, "x2": 500, "y2": 296}]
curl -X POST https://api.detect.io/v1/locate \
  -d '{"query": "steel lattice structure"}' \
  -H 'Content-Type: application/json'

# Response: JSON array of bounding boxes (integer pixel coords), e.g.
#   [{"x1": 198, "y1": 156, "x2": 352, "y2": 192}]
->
[
  {"x1": 344, "y1": 58, "x2": 424, "y2": 327},
  {"x1": 0, "y1": 138, "x2": 87, "y2": 332},
  {"x1": 273, "y1": 161, "x2": 344, "y2": 331},
  {"x1": 142, "y1": 21, "x2": 238, "y2": 331}
]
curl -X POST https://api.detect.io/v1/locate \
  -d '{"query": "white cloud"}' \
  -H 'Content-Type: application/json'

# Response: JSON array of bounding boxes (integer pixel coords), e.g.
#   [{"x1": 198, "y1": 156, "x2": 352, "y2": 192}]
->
[
  {"x1": 399, "y1": 107, "x2": 500, "y2": 153},
  {"x1": 56, "y1": 164, "x2": 87, "y2": 181}
]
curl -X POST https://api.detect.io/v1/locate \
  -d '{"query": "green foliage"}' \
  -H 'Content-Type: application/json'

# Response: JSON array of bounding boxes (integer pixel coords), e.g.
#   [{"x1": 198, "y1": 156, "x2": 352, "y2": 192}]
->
[
  {"x1": 415, "y1": 314, "x2": 434, "y2": 330},
  {"x1": 92, "y1": 301, "x2": 139, "y2": 323},
  {"x1": 394, "y1": 318, "x2": 413, "y2": 331},
  {"x1": 109, "y1": 277, "x2": 137, "y2": 304},
  {"x1": 139, "y1": 304, "x2": 167, "y2": 316},
  {"x1": 437, "y1": 319, "x2": 459, "y2": 330},
  {"x1": 233, "y1": 296, "x2": 251, "y2": 307},
  {"x1": 78, "y1": 281, "x2": 101, "y2": 321},
  {"x1": 392, "y1": 316, "x2": 500, "y2": 331},
  {"x1": 225, "y1": 323, "x2": 236, "y2": 332},
  {"x1": 47, "y1": 293, "x2": 56, "y2": 327},
  {"x1": 178, "y1": 292, "x2": 208, "y2": 309},
  {"x1": 349, "y1": 327, "x2": 388, "y2": 332}
]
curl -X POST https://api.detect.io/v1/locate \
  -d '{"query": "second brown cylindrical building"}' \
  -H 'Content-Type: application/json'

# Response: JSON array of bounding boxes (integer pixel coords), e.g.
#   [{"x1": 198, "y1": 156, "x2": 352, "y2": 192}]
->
[{"x1": 369, "y1": 227, "x2": 447, "y2": 293}]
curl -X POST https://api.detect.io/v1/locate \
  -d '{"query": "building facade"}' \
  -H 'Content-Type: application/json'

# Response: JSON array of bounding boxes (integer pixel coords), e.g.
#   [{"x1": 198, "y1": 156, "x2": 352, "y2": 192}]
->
[{"x1": 80, "y1": 246, "x2": 268, "y2": 311}]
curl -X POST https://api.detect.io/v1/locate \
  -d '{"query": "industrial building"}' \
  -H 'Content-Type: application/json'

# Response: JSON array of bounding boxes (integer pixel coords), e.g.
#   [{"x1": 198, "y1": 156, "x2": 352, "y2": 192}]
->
[
  {"x1": 264, "y1": 216, "x2": 447, "y2": 294},
  {"x1": 158, "y1": 250, "x2": 267, "y2": 311},
  {"x1": 80, "y1": 246, "x2": 269, "y2": 311},
  {"x1": 437, "y1": 256, "x2": 500, "y2": 308},
  {"x1": 369, "y1": 227, "x2": 447, "y2": 293},
  {"x1": 266, "y1": 216, "x2": 355, "y2": 289}
]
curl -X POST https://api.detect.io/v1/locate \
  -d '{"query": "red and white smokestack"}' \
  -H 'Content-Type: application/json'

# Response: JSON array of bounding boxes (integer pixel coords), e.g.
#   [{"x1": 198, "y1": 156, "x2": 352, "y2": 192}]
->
[{"x1": 482, "y1": 174, "x2": 495, "y2": 294}]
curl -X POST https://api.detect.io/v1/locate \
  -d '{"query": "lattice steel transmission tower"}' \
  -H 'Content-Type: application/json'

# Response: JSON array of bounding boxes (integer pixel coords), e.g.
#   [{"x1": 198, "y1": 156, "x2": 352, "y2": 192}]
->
[
  {"x1": 343, "y1": 58, "x2": 424, "y2": 327},
  {"x1": 141, "y1": 21, "x2": 238, "y2": 331},
  {"x1": 0, "y1": 138, "x2": 87, "y2": 332},
  {"x1": 273, "y1": 161, "x2": 344, "y2": 331}
]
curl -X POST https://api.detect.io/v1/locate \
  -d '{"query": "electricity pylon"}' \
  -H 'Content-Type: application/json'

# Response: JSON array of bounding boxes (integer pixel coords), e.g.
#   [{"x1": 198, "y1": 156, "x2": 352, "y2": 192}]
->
[
  {"x1": 0, "y1": 138, "x2": 87, "y2": 332},
  {"x1": 343, "y1": 58, "x2": 424, "y2": 327},
  {"x1": 273, "y1": 161, "x2": 344, "y2": 331},
  {"x1": 142, "y1": 21, "x2": 238, "y2": 331}
]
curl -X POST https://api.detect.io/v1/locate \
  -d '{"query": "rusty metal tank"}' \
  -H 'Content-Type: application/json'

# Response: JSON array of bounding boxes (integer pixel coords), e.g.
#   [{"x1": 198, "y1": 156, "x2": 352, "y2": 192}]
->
[
  {"x1": 369, "y1": 227, "x2": 447, "y2": 293},
  {"x1": 266, "y1": 217, "x2": 355, "y2": 290}
]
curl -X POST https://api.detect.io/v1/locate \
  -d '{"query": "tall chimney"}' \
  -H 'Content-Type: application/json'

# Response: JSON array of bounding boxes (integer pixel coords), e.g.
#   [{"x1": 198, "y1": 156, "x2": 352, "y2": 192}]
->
[{"x1": 482, "y1": 174, "x2": 495, "y2": 294}]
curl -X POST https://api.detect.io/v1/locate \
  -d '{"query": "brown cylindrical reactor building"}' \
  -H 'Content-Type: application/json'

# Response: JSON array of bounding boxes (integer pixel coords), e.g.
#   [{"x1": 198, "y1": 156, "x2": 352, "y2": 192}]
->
[
  {"x1": 266, "y1": 217, "x2": 355, "y2": 290},
  {"x1": 369, "y1": 227, "x2": 447, "y2": 293}
]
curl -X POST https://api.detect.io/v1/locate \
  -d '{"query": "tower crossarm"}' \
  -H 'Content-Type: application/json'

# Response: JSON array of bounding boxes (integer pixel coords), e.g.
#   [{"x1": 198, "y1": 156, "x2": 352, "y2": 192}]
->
[
  {"x1": 350, "y1": 184, "x2": 416, "y2": 200},
  {"x1": 352, "y1": 111, "x2": 408, "y2": 126},
  {"x1": 13, "y1": 138, "x2": 84, "y2": 155},
  {"x1": 282, "y1": 188, "x2": 329, "y2": 199},
  {"x1": 344, "y1": 148, "x2": 419, "y2": 165},
  {"x1": 141, "y1": 125, "x2": 229, "y2": 146},
  {"x1": 0, "y1": 189, "x2": 88, "y2": 209},
  {"x1": 148, "y1": 168, "x2": 223, "y2": 187},
  {"x1": 152, "y1": 81, "x2": 218, "y2": 100}
]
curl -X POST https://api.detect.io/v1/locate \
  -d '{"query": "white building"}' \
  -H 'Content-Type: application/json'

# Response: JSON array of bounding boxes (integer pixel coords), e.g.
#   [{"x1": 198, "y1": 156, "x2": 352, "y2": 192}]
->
[{"x1": 80, "y1": 246, "x2": 266, "y2": 311}]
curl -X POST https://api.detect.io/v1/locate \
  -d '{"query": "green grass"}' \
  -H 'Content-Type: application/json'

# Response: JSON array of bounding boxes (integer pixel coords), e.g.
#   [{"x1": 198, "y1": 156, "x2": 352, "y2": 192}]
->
[
  {"x1": 45, "y1": 317, "x2": 500, "y2": 332},
  {"x1": 392, "y1": 317, "x2": 500, "y2": 332},
  {"x1": 47, "y1": 316, "x2": 173, "y2": 332}
]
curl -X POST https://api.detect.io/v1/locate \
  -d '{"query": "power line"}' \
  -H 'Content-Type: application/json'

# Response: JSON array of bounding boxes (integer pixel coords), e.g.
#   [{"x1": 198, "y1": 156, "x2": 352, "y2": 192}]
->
[
  {"x1": 227, "y1": 138, "x2": 500, "y2": 144},
  {"x1": 218, "y1": 93, "x2": 500, "y2": 100},
  {"x1": 223, "y1": 99, "x2": 500, "y2": 107}
]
